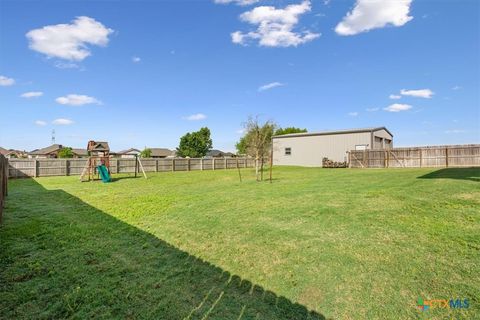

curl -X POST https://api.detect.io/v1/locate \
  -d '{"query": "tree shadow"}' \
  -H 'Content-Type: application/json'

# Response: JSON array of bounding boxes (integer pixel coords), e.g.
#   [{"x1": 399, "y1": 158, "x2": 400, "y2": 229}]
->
[
  {"x1": 0, "y1": 179, "x2": 327, "y2": 319},
  {"x1": 417, "y1": 167, "x2": 480, "y2": 182}
]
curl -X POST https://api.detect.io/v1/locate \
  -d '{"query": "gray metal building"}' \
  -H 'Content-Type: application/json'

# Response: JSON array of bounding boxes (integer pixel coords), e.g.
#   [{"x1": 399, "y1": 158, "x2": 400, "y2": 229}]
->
[{"x1": 272, "y1": 127, "x2": 393, "y2": 167}]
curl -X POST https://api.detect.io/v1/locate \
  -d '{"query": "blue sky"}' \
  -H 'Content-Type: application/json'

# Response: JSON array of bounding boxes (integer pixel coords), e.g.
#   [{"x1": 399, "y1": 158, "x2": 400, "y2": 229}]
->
[{"x1": 0, "y1": 0, "x2": 479, "y2": 152}]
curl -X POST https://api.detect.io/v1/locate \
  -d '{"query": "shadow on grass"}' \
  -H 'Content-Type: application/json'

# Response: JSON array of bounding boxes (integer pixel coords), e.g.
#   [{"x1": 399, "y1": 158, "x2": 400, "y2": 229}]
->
[
  {"x1": 0, "y1": 178, "x2": 326, "y2": 319},
  {"x1": 417, "y1": 167, "x2": 480, "y2": 182}
]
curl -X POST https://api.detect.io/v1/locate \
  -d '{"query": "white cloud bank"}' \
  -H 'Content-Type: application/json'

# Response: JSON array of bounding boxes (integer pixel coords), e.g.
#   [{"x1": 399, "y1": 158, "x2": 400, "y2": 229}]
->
[
  {"x1": 26, "y1": 16, "x2": 113, "y2": 61},
  {"x1": 400, "y1": 88, "x2": 434, "y2": 98},
  {"x1": 132, "y1": 56, "x2": 141, "y2": 63},
  {"x1": 384, "y1": 103, "x2": 412, "y2": 112},
  {"x1": 335, "y1": 0, "x2": 413, "y2": 36},
  {"x1": 52, "y1": 118, "x2": 74, "y2": 125},
  {"x1": 0, "y1": 75, "x2": 15, "y2": 86},
  {"x1": 231, "y1": 1, "x2": 320, "y2": 47},
  {"x1": 56, "y1": 94, "x2": 101, "y2": 106},
  {"x1": 35, "y1": 120, "x2": 47, "y2": 126},
  {"x1": 21, "y1": 91, "x2": 43, "y2": 98},
  {"x1": 389, "y1": 94, "x2": 401, "y2": 99},
  {"x1": 348, "y1": 112, "x2": 359, "y2": 117},
  {"x1": 184, "y1": 113, "x2": 207, "y2": 121},
  {"x1": 258, "y1": 82, "x2": 284, "y2": 91},
  {"x1": 215, "y1": 0, "x2": 259, "y2": 5}
]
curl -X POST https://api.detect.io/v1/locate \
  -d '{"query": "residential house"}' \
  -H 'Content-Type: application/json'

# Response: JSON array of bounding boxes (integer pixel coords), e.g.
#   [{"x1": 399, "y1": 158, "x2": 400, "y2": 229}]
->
[
  {"x1": 114, "y1": 148, "x2": 141, "y2": 158},
  {"x1": 205, "y1": 149, "x2": 235, "y2": 158},
  {"x1": 150, "y1": 148, "x2": 175, "y2": 158},
  {"x1": 0, "y1": 147, "x2": 27, "y2": 158}
]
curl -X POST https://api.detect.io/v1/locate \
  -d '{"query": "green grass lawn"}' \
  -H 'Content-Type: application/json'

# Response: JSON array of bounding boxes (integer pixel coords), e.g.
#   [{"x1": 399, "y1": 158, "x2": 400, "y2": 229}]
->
[{"x1": 1, "y1": 167, "x2": 479, "y2": 319}]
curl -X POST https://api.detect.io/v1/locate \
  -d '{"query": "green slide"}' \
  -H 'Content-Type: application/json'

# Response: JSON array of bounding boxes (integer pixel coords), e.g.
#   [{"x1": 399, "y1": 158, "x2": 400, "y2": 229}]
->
[{"x1": 97, "y1": 164, "x2": 111, "y2": 183}]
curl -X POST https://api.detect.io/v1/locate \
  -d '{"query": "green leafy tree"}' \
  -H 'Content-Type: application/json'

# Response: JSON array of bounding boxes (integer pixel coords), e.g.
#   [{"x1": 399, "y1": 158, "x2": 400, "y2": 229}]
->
[
  {"x1": 58, "y1": 147, "x2": 74, "y2": 158},
  {"x1": 140, "y1": 148, "x2": 152, "y2": 158},
  {"x1": 274, "y1": 127, "x2": 307, "y2": 136},
  {"x1": 176, "y1": 127, "x2": 213, "y2": 158},
  {"x1": 235, "y1": 136, "x2": 248, "y2": 155}
]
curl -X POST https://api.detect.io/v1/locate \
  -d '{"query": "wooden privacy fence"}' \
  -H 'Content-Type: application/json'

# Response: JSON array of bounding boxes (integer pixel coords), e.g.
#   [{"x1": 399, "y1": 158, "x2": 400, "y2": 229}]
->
[
  {"x1": 7, "y1": 157, "x2": 256, "y2": 178},
  {"x1": 349, "y1": 144, "x2": 480, "y2": 168},
  {"x1": 0, "y1": 154, "x2": 8, "y2": 223}
]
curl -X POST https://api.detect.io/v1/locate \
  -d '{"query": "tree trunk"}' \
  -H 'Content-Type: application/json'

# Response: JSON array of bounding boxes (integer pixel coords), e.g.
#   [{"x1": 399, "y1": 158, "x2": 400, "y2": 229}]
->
[{"x1": 260, "y1": 157, "x2": 264, "y2": 181}]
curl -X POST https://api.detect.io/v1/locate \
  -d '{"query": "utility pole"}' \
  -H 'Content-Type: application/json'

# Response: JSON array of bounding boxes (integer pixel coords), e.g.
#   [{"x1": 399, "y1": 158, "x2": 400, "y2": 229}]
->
[{"x1": 51, "y1": 129, "x2": 56, "y2": 145}]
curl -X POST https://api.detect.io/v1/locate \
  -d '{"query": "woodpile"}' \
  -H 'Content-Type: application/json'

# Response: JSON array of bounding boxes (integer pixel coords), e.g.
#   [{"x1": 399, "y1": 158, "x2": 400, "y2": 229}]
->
[{"x1": 322, "y1": 157, "x2": 347, "y2": 168}]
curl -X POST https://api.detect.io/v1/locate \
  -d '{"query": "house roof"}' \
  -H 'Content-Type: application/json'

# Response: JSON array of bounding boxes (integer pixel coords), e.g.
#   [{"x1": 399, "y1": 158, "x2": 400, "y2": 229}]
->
[
  {"x1": 71, "y1": 148, "x2": 88, "y2": 156},
  {"x1": 29, "y1": 144, "x2": 63, "y2": 155},
  {"x1": 206, "y1": 149, "x2": 234, "y2": 157},
  {"x1": 272, "y1": 127, "x2": 393, "y2": 139},
  {"x1": 116, "y1": 148, "x2": 141, "y2": 155},
  {"x1": 150, "y1": 148, "x2": 174, "y2": 157},
  {"x1": 0, "y1": 147, "x2": 8, "y2": 156}
]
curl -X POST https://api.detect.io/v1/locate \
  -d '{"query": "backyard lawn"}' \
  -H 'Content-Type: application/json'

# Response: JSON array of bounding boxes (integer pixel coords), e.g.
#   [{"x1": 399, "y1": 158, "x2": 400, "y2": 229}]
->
[{"x1": 0, "y1": 167, "x2": 479, "y2": 319}]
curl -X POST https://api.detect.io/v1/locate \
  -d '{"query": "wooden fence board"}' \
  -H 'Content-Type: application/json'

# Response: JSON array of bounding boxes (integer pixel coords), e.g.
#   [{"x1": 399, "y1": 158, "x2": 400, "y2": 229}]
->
[
  {"x1": 349, "y1": 144, "x2": 479, "y2": 168},
  {"x1": 7, "y1": 157, "x2": 255, "y2": 178}
]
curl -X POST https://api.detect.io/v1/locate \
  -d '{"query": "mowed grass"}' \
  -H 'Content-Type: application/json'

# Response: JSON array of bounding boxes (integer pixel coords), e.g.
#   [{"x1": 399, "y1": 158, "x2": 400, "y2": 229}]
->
[{"x1": 0, "y1": 167, "x2": 479, "y2": 319}]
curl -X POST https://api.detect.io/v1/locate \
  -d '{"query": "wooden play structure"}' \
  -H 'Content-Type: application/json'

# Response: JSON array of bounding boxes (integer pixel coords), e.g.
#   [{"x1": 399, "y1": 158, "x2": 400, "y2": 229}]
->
[{"x1": 80, "y1": 140, "x2": 147, "y2": 182}]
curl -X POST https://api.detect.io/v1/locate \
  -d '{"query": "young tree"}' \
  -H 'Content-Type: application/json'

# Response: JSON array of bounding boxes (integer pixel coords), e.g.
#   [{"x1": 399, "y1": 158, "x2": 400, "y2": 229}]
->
[
  {"x1": 239, "y1": 117, "x2": 276, "y2": 181},
  {"x1": 58, "y1": 147, "x2": 74, "y2": 158},
  {"x1": 140, "y1": 148, "x2": 152, "y2": 158},
  {"x1": 274, "y1": 127, "x2": 307, "y2": 136},
  {"x1": 176, "y1": 127, "x2": 213, "y2": 158}
]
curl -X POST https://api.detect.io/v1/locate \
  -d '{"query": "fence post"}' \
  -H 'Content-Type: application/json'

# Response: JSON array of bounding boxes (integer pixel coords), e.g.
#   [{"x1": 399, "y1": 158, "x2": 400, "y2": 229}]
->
[
  {"x1": 34, "y1": 159, "x2": 38, "y2": 177},
  {"x1": 445, "y1": 147, "x2": 449, "y2": 167},
  {"x1": 65, "y1": 159, "x2": 69, "y2": 176},
  {"x1": 419, "y1": 149, "x2": 423, "y2": 168},
  {"x1": 188, "y1": 158, "x2": 191, "y2": 171},
  {"x1": 200, "y1": 158, "x2": 203, "y2": 171},
  {"x1": 156, "y1": 159, "x2": 159, "y2": 172},
  {"x1": 224, "y1": 157, "x2": 227, "y2": 170},
  {"x1": 244, "y1": 157, "x2": 247, "y2": 168},
  {"x1": 172, "y1": 159, "x2": 175, "y2": 172},
  {"x1": 212, "y1": 158, "x2": 215, "y2": 170}
]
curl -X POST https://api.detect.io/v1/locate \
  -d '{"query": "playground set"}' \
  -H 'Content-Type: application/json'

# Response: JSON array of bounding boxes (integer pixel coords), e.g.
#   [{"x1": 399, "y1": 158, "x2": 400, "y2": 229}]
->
[{"x1": 80, "y1": 140, "x2": 146, "y2": 182}]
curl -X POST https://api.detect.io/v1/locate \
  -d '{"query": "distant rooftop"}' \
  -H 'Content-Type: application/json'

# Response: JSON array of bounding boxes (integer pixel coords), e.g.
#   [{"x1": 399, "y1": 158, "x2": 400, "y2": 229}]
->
[{"x1": 272, "y1": 127, "x2": 393, "y2": 139}]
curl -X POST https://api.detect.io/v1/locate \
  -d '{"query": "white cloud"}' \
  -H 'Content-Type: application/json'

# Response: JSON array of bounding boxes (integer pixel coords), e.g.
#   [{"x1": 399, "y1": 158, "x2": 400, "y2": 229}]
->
[
  {"x1": 26, "y1": 16, "x2": 113, "y2": 61},
  {"x1": 258, "y1": 82, "x2": 284, "y2": 91},
  {"x1": 132, "y1": 56, "x2": 141, "y2": 63},
  {"x1": 335, "y1": 0, "x2": 413, "y2": 36},
  {"x1": 348, "y1": 112, "x2": 359, "y2": 117},
  {"x1": 231, "y1": 1, "x2": 320, "y2": 47},
  {"x1": 384, "y1": 103, "x2": 412, "y2": 112},
  {"x1": 366, "y1": 107, "x2": 380, "y2": 112},
  {"x1": 445, "y1": 129, "x2": 466, "y2": 134},
  {"x1": 452, "y1": 85, "x2": 461, "y2": 90},
  {"x1": 0, "y1": 75, "x2": 15, "y2": 86},
  {"x1": 236, "y1": 128, "x2": 245, "y2": 134},
  {"x1": 389, "y1": 94, "x2": 401, "y2": 99},
  {"x1": 184, "y1": 113, "x2": 207, "y2": 121},
  {"x1": 35, "y1": 120, "x2": 47, "y2": 126},
  {"x1": 54, "y1": 61, "x2": 81, "y2": 69},
  {"x1": 21, "y1": 91, "x2": 43, "y2": 98},
  {"x1": 400, "y1": 88, "x2": 434, "y2": 98},
  {"x1": 56, "y1": 94, "x2": 101, "y2": 106},
  {"x1": 215, "y1": 0, "x2": 259, "y2": 5},
  {"x1": 52, "y1": 118, "x2": 74, "y2": 125}
]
